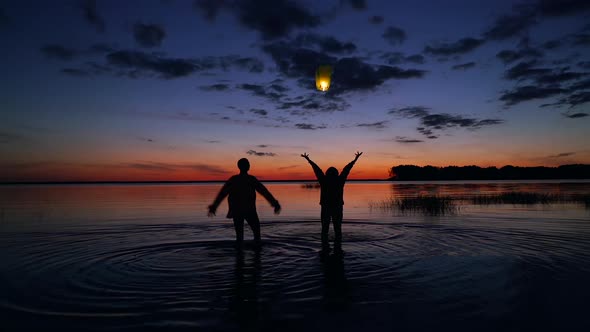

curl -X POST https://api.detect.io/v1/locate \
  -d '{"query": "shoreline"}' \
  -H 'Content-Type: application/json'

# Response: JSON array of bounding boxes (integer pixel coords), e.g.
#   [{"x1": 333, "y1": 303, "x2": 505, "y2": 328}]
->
[{"x1": 2, "y1": 178, "x2": 590, "y2": 185}]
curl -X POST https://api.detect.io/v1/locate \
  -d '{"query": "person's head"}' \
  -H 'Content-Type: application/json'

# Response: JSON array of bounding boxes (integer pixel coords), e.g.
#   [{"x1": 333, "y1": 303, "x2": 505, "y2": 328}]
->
[
  {"x1": 326, "y1": 167, "x2": 339, "y2": 178},
  {"x1": 237, "y1": 158, "x2": 250, "y2": 173}
]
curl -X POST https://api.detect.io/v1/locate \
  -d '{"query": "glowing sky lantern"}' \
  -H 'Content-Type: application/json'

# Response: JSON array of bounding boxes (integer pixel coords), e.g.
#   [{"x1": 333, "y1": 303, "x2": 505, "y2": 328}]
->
[{"x1": 315, "y1": 65, "x2": 332, "y2": 92}]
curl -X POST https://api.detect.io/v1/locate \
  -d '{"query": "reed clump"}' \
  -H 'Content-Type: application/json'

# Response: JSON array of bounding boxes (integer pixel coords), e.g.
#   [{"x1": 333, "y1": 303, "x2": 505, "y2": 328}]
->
[
  {"x1": 301, "y1": 182, "x2": 321, "y2": 189},
  {"x1": 571, "y1": 194, "x2": 590, "y2": 209},
  {"x1": 370, "y1": 191, "x2": 590, "y2": 216},
  {"x1": 468, "y1": 192, "x2": 558, "y2": 205},
  {"x1": 371, "y1": 195, "x2": 458, "y2": 216}
]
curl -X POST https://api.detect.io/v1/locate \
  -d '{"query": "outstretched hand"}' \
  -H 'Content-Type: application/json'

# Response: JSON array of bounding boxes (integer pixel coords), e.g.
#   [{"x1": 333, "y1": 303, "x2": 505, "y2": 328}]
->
[
  {"x1": 274, "y1": 203, "x2": 282, "y2": 215},
  {"x1": 354, "y1": 151, "x2": 363, "y2": 160},
  {"x1": 301, "y1": 153, "x2": 310, "y2": 160}
]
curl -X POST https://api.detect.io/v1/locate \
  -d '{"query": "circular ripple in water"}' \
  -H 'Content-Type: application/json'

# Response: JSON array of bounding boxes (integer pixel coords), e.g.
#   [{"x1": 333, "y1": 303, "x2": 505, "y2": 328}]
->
[{"x1": 2, "y1": 220, "x2": 590, "y2": 331}]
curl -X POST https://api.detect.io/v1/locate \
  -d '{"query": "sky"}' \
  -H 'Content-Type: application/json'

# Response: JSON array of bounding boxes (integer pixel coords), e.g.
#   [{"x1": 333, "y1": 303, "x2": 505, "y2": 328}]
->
[{"x1": 0, "y1": 0, "x2": 589, "y2": 182}]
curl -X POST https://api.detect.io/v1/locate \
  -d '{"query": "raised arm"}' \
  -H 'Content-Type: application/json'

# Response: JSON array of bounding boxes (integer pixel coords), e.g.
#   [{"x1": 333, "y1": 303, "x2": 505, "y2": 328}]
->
[
  {"x1": 254, "y1": 179, "x2": 281, "y2": 214},
  {"x1": 340, "y1": 151, "x2": 363, "y2": 180},
  {"x1": 208, "y1": 180, "x2": 231, "y2": 216},
  {"x1": 301, "y1": 153, "x2": 324, "y2": 181}
]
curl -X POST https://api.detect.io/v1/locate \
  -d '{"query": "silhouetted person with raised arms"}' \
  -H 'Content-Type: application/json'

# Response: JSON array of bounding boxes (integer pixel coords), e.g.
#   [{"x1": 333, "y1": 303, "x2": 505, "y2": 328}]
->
[
  {"x1": 208, "y1": 158, "x2": 281, "y2": 247},
  {"x1": 301, "y1": 151, "x2": 362, "y2": 250}
]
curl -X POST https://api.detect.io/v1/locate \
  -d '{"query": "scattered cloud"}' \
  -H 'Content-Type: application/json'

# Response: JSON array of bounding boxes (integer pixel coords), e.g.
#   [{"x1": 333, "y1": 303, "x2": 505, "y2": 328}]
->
[
  {"x1": 124, "y1": 162, "x2": 229, "y2": 174},
  {"x1": 40, "y1": 43, "x2": 115, "y2": 61},
  {"x1": 228, "y1": 56, "x2": 265, "y2": 72},
  {"x1": 405, "y1": 54, "x2": 426, "y2": 64},
  {"x1": 356, "y1": 121, "x2": 388, "y2": 129},
  {"x1": 368, "y1": 15, "x2": 383, "y2": 24},
  {"x1": 500, "y1": 85, "x2": 565, "y2": 106},
  {"x1": 571, "y1": 33, "x2": 590, "y2": 46},
  {"x1": 342, "y1": 0, "x2": 367, "y2": 11},
  {"x1": 388, "y1": 106, "x2": 430, "y2": 118},
  {"x1": 380, "y1": 52, "x2": 425, "y2": 65},
  {"x1": 193, "y1": 0, "x2": 226, "y2": 21},
  {"x1": 249, "y1": 108, "x2": 268, "y2": 116},
  {"x1": 246, "y1": 149, "x2": 276, "y2": 157},
  {"x1": 295, "y1": 123, "x2": 327, "y2": 130},
  {"x1": 107, "y1": 50, "x2": 198, "y2": 79},
  {"x1": 278, "y1": 93, "x2": 351, "y2": 115},
  {"x1": 394, "y1": 136, "x2": 424, "y2": 143},
  {"x1": 126, "y1": 162, "x2": 170, "y2": 171},
  {"x1": 200, "y1": 83, "x2": 230, "y2": 91},
  {"x1": 332, "y1": 57, "x2": 426, "y2": 94},
  {"x1": 536, "y1": 0, "x2": 590, "y2": 17},
  {"x1": 294, "y1": 33, "x2": 356, "y2": 54},
  {"x1": 61, "y1": 62, "x2": 112, "y2": 77},
  {"x1": 535, "y1": 71, "x2": 585, "y2": 85},
  {"x1": 237, "y1": 83, "x2": 285, "y2": 102},
  {"x1": 483, "y1": 9, "x2": 536, "y2": 40},
  {"x1": 264, "y1": 41, "x2": 426, "y2": 95},
  {"x1": 133, "y1": 23, "x2": 166, "y2": 48},
  {"x1": 424, "y1": 37, "x2": 484, "y2": 56},
  {"x1": 547, "y1": 152, "x2": 576, "y2": 158},
  {"x1": 557, "y1": 91, "x2": 590, "y2": 108},
  {"x1": 194, "y1": 0, "x2": 321, "y2": 40},
  {"x1": 79, "y1": 0, "x2": 105, "y2": 32},
  {"x1": 563, "y1": 112, "x2": 588, "y2": 118},
  {"x1": 496, "y1": 47, "x2": 543, "y2": 64},
  {"x1": 451, "y1": 62, "x2": 476, "y2": 70},
  {"x1": 382, "y1": 26, "x2": 406, "y2": 45},
  {"x1": 278, "y1": 165, "x2": 300, "y2": 170},
  {"x1": 389, "y1": 106, "x2": 504, "y2": 138},
  {"x1": 262, "y1": 41, "x2": 336, "y2": 78},
  {"x1": 570, "y1": 79, "x2": 590, "y2": 90},
  {"x1": 57, "y1": 49, "x2": 265, "y2": 79},
  {"x1": 503, "y1": 60, "x2": 552, "y2": 80}
]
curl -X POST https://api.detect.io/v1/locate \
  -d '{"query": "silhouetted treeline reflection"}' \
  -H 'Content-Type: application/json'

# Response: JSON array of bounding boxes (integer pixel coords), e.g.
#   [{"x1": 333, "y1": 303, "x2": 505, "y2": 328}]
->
[{"x1": 389, "y1": 164, "x2": 590, "y2": 181}]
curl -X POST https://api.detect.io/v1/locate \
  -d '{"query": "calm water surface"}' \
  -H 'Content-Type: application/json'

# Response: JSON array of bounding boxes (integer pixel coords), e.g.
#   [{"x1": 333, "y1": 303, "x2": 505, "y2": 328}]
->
[{"x1": 1, "y1": 181, "x2": 590, "y2": 331}]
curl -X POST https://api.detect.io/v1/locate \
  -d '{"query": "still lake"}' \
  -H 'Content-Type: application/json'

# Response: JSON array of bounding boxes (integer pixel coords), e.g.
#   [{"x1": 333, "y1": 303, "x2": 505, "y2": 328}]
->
[{"x1": 1, "y1": 181, "x2": 589, "y2": 331}]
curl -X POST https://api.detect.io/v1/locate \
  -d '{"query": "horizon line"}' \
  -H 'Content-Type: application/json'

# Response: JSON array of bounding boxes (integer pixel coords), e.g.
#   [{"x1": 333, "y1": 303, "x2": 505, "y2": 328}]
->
[
  {"x1": 0, "y1": 178, "x2": 389, "y2": 185},
  {"x1": 3, "y1": 178, "x2": 590, "y2": 185}
]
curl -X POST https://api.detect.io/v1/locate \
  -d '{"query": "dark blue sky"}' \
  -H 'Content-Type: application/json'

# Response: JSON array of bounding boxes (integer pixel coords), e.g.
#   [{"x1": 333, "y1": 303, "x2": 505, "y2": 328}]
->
[{"x1": 1, "y1": 0, "x2": 589, "y2": 181}]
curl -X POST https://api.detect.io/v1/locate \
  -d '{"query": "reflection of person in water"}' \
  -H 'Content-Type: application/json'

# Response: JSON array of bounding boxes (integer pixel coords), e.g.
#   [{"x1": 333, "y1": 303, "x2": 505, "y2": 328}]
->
[
  {"x1": 230, "y1": 248, "x2": 261, "y2": 330},
  {"x1": 208, "y1": 158, "x2": 281, "y2": 245},
  {"x1": 301, "y1": 152, "x2": 362, "y2": 248},
  {"x1": 321, "y1": 251, "x2": 349, "y2": 311}
]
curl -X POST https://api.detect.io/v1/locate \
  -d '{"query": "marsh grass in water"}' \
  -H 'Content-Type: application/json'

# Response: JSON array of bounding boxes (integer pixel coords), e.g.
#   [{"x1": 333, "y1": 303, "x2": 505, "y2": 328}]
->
[
  {"x1": 371, "y1": 192, "x2": 590, "y2": 216},
  {"x1": 301, "y1": 182, "x2": 321, "y2": 189},
  {"x1": 573, "y1": 193, "x2": 590, "y2": 209},
  {"x1": 370, "y1": 195, "x2": 459, "y2": 216},
  {"x1": 469, "y1": 192, "x2": 557, "y2": 205},
  {"x1": 466, "y1": 192, "x2": 590, "y2": 208}
]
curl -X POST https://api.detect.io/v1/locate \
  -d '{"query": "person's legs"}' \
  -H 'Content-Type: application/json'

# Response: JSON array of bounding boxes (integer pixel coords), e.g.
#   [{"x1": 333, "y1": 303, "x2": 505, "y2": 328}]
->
[
  {"x1": 320, "y1": 205, "x2": 331, "y2": 245},
  {"x1": 333, "y1": 206, "x2": 343, "y2": 244},
  {"x1": 233, "y1": 217, "x2": 245, "y2": 244},
  {"x1": 245, "y1": 213, "x2": 261, "y2": 243}
]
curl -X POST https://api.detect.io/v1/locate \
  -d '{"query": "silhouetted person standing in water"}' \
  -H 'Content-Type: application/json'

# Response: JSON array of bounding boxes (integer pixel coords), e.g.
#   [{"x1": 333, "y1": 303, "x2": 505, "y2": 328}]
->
[
  {"x1": 301, "y1": 152, "x2": 362, "y2": 250},
  {"x1": 208, "y1": 158, "x2": 281, "y2": 246}
]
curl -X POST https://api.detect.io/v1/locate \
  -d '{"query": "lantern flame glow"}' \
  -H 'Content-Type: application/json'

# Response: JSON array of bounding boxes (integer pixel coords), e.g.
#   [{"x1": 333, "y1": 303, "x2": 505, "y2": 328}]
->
[{"x1": 315, "y1": 65, "x2": 332, "y2": 92}]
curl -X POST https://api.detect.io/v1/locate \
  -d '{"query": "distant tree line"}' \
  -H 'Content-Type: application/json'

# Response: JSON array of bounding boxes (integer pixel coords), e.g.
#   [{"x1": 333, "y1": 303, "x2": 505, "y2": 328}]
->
[{"x1": 389, "y1": 164, "x2": 590, "y2": 181}]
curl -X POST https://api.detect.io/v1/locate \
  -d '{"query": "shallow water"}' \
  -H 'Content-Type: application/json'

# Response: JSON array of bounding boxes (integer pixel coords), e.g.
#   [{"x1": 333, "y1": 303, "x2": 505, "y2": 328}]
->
[{"x1": 1, "y1": 181, "x2": 590, "y2": 331}]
